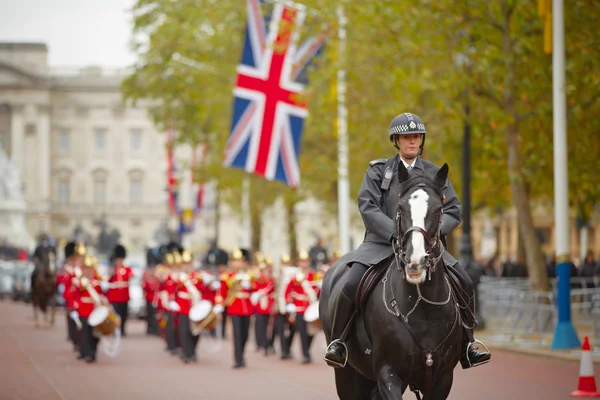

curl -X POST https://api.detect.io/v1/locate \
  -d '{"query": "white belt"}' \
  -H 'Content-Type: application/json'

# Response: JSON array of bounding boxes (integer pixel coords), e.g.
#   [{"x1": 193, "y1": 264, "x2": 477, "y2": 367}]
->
[
  {"x1": 109, "y1": 282, "x2": 128, "y2": 289},
  {"x1": 79, "y1": 297, "x2": 94, "y2": 304},
  {"x1": 177, "y1": 292, "x2": 192, "y2": 299}
]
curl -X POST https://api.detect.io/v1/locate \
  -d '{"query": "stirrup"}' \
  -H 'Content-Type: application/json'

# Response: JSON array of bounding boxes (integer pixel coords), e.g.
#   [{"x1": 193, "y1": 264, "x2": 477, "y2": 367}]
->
[
  {"x1": 324, "y1": 339, "x2": 348, "y2": 368},
  {"x1": 464, "y1": 339, "x2": 491, "y2": 368}
]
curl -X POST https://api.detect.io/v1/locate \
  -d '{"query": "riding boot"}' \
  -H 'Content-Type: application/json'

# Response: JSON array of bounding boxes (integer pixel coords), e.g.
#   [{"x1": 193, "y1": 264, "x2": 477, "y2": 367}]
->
[
  {"x1": 460, "y1": 329, "x2": 491, "y2": 369},
  {"x1": 324, "y1": 291, "x2": 356, "y2": 368}
]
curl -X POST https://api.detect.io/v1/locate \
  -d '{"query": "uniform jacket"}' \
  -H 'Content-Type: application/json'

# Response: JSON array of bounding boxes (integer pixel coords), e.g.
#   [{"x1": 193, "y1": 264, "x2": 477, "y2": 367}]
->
[
  {"x1": 73, "y1": 267, "x2": 104, "y2": 318},
  {"x1": 253, "y1": 274, "x2": 276, "y2": 315},
  {"x1": 142, "y1": 270, "x2": 159, "y2": 303},
  {"x1": 284, "y1": 270, "x2": 321, "y2": 314},
  {"x1": 219, "y1": 271, "x2": 256, "y2": 317},
  {"x1": 175, "y1": 271, "x2": 205, "y2": 316},
  {"x1": 344, "y1": 154, "x2": 461, "y2": 267},
  {"x1": 107, "y1": 264, "x2": 134, "y2": 303}
]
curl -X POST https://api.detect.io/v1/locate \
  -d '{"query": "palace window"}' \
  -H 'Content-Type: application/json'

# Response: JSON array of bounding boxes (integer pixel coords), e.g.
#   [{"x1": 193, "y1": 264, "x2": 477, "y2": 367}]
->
[
  {"x1": 130, "y1": 179, "x2": 142, "y2": 204},
  {"x1": 130, "y1": 129, "x2": 142, "y2": 151},
  {"x1": 94, "y1": 129, "x2": 106, "y2": 151},
  {"x1": 58, "y1": 179, "x2": 70, "y2": 204},
  {"x1": 58, "y1": 130, "x2": 70, "y2": 152},
  {"x1": 94, "y1": 179, "x2": 106, "y2": 204}
]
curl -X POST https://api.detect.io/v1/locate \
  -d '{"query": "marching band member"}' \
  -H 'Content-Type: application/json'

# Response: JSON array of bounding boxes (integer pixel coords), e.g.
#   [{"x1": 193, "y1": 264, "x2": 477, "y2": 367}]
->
[
  {"x1": 142, "y1": 261, "x2": 160, "y2": 336},
  {"x1": 219, "y1": 248, "x2": 255, "y2": 368},
  {"x1": 107, "y1": 244, "x2": 134, "y2": 337},
  {"x1": 284, "y1": 250, "x2": 321, "y2": 364},
  {"x1": 175, "y1": 250, "x2": 204, "y2": 363},
  {"x1": 274, "y1": 253, "x2": 295, "y2": 360},
  {"x1": 57, "y1": 241, "x2": 79, "y2": 352},
  {"x1": 158, "y1": 252, "x2": 180, "y2": 355},
  {"x1": 72, "y1": 247, "x2": 107, "y2": 363},
  {"x1": 252, "y1": 255, "x2": 275, "y2": 355}
]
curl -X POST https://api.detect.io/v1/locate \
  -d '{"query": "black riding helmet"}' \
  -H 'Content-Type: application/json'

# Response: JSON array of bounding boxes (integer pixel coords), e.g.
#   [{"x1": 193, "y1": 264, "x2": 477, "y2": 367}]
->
[{"x1": 388, "y1": 112, "x2": 427, "y2": 155}]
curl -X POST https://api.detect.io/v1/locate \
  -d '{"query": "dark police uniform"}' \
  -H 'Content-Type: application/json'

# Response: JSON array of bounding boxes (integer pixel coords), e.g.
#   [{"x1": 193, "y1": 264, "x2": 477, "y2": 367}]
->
[{"x1": 324, "y1": 112, "x2": 491, "y2": 370}]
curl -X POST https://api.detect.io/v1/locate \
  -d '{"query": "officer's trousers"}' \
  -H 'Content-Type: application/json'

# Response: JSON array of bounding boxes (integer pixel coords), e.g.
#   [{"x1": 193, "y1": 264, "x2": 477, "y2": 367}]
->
[
  {"x1": 79, "y1": 317, "x2": 99, "y2": 360},
  {"x1": 146, "y1": 301, "x2": 159, "y2": 335},
  {"x1": 231, "y1": 315, "x2": 251, "y2": 365},
  {"x1": 254, "y1": 314, "x2": 270, "y2": 350},
  {"x1": 178, "y1": 315, "x2": 199, "y2": 359},
  {"x1": 111, "y1": 302, "x2": 128, "y2": 336},
  {"x1": 165, "y1": 312, "x2": 179, "y2": 350}
]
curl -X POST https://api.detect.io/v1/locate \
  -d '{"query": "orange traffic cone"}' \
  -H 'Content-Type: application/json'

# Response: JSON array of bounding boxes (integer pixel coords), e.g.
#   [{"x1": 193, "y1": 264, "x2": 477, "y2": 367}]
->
[{"x1": 571, "y1": 336, "x2": 600, "y2": 398}]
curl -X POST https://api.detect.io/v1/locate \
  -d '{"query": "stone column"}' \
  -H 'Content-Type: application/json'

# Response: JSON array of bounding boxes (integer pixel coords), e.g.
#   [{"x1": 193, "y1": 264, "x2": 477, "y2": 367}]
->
[
  {"x1": 37, "y1": 105, "x2": 51, "y2": 231},
  {"x1": 10, "y1": 103, "x2": 24, "y2": 169}
]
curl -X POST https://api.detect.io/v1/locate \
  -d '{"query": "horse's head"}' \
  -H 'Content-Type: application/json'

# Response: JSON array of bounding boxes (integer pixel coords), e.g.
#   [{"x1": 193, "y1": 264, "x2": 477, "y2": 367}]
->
[
  {"x1": 42, "y1": 247, "x2": 57, "y2": 275},
  {"x1": 394, "y1": 162, "x2": 448, "y2": 285}
]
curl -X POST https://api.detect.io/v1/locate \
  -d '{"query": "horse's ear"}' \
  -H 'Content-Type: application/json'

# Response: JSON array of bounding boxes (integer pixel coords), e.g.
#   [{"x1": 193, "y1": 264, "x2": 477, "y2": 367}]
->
[
  {"x1": 397, "y1": 161, "x2": 410, "y2": 183},
  {"x1": 435, "y1": 163, "x2": 449, "y2": 186}
]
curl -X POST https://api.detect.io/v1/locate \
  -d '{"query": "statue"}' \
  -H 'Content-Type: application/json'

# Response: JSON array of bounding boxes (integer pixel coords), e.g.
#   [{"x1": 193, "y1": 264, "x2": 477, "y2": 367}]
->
[{"x1": 0, "y1": 147, "x2": 33, "y2": 249}]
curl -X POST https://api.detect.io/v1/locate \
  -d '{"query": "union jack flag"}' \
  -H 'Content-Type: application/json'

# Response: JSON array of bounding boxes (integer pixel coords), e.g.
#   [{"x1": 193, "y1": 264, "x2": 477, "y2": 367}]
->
[{"x1": 223, "y1": 0, "x2": 328, "y2": 188}]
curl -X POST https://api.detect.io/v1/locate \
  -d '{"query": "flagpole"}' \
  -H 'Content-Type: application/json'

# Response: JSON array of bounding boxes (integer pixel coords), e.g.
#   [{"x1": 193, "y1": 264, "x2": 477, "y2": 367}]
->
[
  {"x1": 550, "y1": 0, "x2": 580, "y2": 350},
  {"x1": 336, "y1": 4, "x2": 350, "y2": 254},
  {"x1": 241, "y1": 177, "x2": 252, "y2": 250}
]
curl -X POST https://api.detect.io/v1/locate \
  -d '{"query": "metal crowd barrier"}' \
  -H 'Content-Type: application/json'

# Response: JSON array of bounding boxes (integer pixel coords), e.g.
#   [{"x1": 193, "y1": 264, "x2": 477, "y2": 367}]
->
[{"x1": 478, "y1": 276, "x2": 600, "y2": 349}]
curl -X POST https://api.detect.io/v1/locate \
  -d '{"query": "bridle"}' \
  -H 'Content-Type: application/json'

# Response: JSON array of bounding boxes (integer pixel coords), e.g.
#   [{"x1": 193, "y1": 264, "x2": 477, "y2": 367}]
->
[{"x1": 392, "y1": 186, "x2": 445, "y2": 282}]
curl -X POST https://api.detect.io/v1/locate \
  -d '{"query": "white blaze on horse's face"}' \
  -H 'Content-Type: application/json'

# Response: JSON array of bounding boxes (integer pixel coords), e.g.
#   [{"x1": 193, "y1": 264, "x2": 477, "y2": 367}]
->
[{"x1": 406, "y1": 188, "x2": 429, "y2": 285}]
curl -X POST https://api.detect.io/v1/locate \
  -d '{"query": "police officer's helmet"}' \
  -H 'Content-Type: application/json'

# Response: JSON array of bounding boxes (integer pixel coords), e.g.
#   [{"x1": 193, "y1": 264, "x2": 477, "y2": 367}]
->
[{"x1": 388, "y1": 112, "x2": 427, "y2": 154}]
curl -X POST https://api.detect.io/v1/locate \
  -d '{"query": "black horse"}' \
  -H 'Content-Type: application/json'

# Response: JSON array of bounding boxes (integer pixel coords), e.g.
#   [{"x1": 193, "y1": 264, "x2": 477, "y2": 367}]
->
[
  {"x1": 31, "y1": 246, "x2": 58, "y2": 329},
  {"x1": 320, "y1": 163, "x2": 463, "y2": 400}
]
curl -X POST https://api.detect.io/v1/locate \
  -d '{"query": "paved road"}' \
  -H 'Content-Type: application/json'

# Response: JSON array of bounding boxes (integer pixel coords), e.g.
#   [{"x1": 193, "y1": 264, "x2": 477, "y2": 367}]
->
[{"x1": 0, "y1": 301, "x2": 592, "y2": 399}]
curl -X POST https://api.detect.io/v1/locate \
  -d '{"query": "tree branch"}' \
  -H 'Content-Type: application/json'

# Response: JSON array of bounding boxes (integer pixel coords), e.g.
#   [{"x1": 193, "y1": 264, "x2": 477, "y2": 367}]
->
[{"x1": 474, "y1": 86, "x2": 505, "y2": 109}]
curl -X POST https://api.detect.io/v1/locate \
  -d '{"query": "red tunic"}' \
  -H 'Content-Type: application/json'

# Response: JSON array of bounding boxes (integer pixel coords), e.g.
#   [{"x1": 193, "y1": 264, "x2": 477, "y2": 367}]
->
[
  {"x1": 219, "y1": 271, "x2": 256, "y2": 317},
  {"x1": 142, "y1": 270, "x2": 159, "y2": 304},
  {"x1": 253, "y1": 274, "x2": 275, "y2": 315},
  {"x1": 73, "y1": 269, "x2": 104, "y2": 318},
  {"x1": 175, "y1": 272, "x2": 204, "y2": 316},
  {"x1": 107, "y1": 265, "x2": 134, "y2": 303},
  {"x1": 284, "y1": 270, "x2": 320, "y2": 314}
]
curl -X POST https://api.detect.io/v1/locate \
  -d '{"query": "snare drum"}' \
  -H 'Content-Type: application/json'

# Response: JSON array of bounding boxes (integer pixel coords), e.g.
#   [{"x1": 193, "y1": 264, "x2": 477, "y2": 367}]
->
[
  {"x1": 303, "y1": 302, "x2": 321, "y2": 330},
  {"x1": 88, "y1": 306, "x2": 121, "y2": 336},
  {"x1": 189, "y1": 300, "x2": 219, "y2": 332}
]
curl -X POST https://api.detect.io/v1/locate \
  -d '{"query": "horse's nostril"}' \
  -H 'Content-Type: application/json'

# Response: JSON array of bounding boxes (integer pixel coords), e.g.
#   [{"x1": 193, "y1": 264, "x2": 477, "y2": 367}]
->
[{"x1": 420, "y1": 255, "x2": 429, "y2": 264}]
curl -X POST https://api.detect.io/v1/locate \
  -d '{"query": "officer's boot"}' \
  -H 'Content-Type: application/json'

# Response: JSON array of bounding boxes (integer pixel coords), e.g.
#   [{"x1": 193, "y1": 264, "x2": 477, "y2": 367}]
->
[
  {"x1": 459, "y1": 297, "x2": 491, "y2": 369},
  {"x1": 324, "y1": 291, "x2": 356, "y2": 368}
]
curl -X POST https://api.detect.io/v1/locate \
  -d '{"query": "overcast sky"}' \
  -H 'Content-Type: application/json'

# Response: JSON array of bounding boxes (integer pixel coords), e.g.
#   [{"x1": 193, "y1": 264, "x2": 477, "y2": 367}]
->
[{"x1": 0, "y1": 0, "x2": 137, "y2": 67}]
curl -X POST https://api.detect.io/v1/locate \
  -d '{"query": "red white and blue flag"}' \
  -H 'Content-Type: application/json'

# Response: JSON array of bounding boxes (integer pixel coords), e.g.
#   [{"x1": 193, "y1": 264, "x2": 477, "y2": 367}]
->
[{"x1": 223, "y1": 0, "x2": 327, "y2": 188}]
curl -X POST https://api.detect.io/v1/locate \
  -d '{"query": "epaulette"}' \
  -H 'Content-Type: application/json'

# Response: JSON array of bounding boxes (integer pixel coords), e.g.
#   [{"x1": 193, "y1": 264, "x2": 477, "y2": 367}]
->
[{"x1": 369, "y1": 158, "x2": 387, "y2": 167}]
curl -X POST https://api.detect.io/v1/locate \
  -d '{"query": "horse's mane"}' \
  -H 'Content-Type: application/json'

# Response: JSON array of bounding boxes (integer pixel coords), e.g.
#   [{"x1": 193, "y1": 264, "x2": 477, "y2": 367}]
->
[{"x1": 398, "y1": 172, "x2": 444, "y2": 201}]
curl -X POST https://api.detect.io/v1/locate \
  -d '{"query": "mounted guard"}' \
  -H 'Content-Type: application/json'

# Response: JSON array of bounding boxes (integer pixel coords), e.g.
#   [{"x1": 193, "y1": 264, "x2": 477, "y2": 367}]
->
[{"x1": 320, "y1": 112, "x2": 491, "y2": 399}]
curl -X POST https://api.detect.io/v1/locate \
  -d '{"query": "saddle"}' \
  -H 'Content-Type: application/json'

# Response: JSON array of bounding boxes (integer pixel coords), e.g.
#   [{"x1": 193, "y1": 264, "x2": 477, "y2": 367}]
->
[{"x1": 355, "y1": 256, "x2": 394, "y2": 308}]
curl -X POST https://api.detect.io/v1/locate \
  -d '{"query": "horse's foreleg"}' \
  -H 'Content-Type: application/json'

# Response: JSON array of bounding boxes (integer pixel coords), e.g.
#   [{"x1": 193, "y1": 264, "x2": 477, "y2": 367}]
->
[
  {"x1": 33, "y1": 303, "x2": 40, "y2": 329},
  {"x1": 50, "y1": 300, "x2": 56, "y2": 327},
  {"x1": 376, "y1": 365, "x2": 405, "y2": 400},
  {"x1": 424, "y1": 371, "x2": 453, "y2": 400}
]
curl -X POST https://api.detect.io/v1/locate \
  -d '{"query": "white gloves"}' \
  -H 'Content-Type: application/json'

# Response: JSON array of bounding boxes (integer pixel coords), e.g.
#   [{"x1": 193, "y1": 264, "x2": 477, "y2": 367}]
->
[
  {"x1": 168, "y1": 301, "x2": 180, "y2": 312},
  {"x1": 210, "y1": 281, "x2": 221, "y2": 291},
  {"x1": 241, "y1": 280, "x2": 251, "y2": 290},
  {"x1": 213, "y1": 304, "x2": 224, "y2": 314},
  {"x1": 250, "y1": 292, "x2": 261, "y2": 305},
  {"x1": 285, "y1": 303, "x2": 296, "y2": 313}
]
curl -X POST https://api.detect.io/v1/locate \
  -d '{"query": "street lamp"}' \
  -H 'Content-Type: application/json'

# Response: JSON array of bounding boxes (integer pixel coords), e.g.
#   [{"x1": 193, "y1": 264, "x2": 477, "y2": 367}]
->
[{"x1": 454, "y1": 42, "x2": 485, "y2": 330}]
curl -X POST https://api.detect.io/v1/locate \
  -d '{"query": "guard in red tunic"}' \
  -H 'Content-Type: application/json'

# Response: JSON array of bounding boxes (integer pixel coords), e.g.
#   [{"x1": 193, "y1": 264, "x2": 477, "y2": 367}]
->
[
  {"x1": 252, "y1": 257, "x2": 275, "y2": 355},
  {"x1": 175, "y1": 250, "x2": 204, "y2": 363},
  {"x1": 220, "y1": 248, "x2": 255, "y2": 368},
  {"x1": 72, "y1": 246, "x2": 107, "y2": 363},
  {"x1": 158, "y1": 252, "x2": 181, "y2": 355},
  {"x1": 57, "y1": 241, "x2": 78, "y2": 351},
  {"x1": 142, "y1": 264, "x2": 160, "y2": 336},
  {"x1": 107, "y1": 244, "x2": 134, "y2": 336},
  {"x1": 284, "y1": 250, "x2": 320, "y2": 364}
]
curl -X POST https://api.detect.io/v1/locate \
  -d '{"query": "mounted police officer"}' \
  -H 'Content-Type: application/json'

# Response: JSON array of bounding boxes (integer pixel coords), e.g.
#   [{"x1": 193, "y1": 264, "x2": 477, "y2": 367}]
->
[{"x1": 324, "y1": 112, "x2": 491, "y2": 369}]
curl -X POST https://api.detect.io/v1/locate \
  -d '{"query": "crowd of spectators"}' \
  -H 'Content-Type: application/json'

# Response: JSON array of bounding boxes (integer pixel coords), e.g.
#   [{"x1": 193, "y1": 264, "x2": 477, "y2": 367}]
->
[{"x1": 0, "y1": 239, "x2": 29, "y2": 261}]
